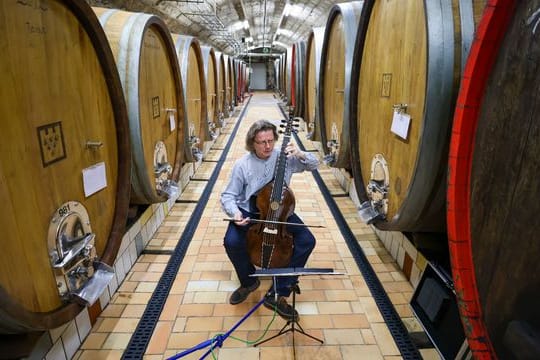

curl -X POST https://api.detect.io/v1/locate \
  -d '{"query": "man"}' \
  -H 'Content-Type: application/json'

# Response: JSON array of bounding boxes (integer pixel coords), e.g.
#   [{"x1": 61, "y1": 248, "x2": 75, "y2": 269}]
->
[{"x1": 220, "y1": 119, "x2": 319, "y2": 321}]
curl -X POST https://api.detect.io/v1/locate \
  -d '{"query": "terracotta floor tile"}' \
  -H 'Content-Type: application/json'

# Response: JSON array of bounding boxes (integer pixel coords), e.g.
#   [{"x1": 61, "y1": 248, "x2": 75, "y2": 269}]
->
[
  {"x1": 101, "y1": 333, "x2": 132, "y2": 350},
  {"x1": 76, "y1": 349, "x2": 124, "y2": 360},
  {"x1": 323, "y1": 328, "x2": 365, "y2": 345},
  {"x1": 341, "y1": 344, "x2": 384, "y2": 360},
  {"x1": 331, "y1": 314, "x2": 370, "y2": 329},
  {"x1": 121, "y1": 304, "x2": 146, "y2": 318},
  {"x1": 99, "y1": 304, "x2": 125, "y2": 318},
  {"x1": 371, "y1": 323, "x2": 400, "y2": 356},
  {"x1": 159, "y1": 294, "x2": 183, "y2": 321},
  {"x1": 167, "y1": 332, "x2": 211, "y2": 349},
  {"x1": 80, "y1": 333, "x2": 108, "y2": 350},
  {"x1": 146, "y1": 321, "x2": 173, "y2": 354},
  {"x1": 317, "y1": 301, "x2": 352, "y2": 314},
  {"x1": 96, "y1": 318, "x2": 140, "y2": 333},
  {"x1": 184, "y1": 316, "x2": 224, "y2": 332},
  {"x1": 178, "y1": 303, "x2": 215, "y2": 317}
]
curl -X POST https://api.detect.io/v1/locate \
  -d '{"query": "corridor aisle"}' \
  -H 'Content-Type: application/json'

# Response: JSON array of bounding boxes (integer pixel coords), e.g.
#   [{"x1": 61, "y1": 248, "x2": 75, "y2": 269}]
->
[{"x1": 75, "y1": 92, "x2": 435, "y2": 360}]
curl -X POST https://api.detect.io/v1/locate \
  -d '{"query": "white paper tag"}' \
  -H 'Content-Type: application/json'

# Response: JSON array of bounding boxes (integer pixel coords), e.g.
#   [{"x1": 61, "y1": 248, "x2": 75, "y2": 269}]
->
[
  {"x1": 390, "y1": 111, "x2": 411, "y2": 140},
  {"x1": 169, "y1": 112, "x2": 176, "y2": 132},
  {"x1": 82, "y1": 162, "x2": 107, "y2": 197}
]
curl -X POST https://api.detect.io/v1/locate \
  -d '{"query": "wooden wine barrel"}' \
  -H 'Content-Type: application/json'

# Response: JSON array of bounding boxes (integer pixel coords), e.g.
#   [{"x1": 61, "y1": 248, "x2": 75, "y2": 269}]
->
[
  {"x1": 172, "y1": 34, "x2": 209, "y2": 162},
  {"x1": 94, "y1": 7, "x2": 185, "y2": 205},
  {"x1": 305, "y1": 27, "x2": 325, "y2": 142},
  {"x1": 214, "y1": 50, "x2": 228, "y2": 119},
  {"x1": 319, "y1": 1, "x2": 365, "y2": 168},
  {"x1": 350, "y1": 0, "x2": 482, "y2": 232},
  {"x1": 448, "y1": 1, "x2": 540, "y2": 358},
  {"x1": 0, "y1": 0, "x2": 130, "y2": 333},
  {"x1": 200, "y1": 45, "x2": 219, "y2": 136},
  {"x1": 292, "y1": 41, "x2": 306, "y2": 119}
]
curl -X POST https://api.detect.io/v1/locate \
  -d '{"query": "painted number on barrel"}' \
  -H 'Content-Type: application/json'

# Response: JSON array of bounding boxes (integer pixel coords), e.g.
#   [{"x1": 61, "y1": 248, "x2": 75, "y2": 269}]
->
[{"x1": 58, "y1": 204, "x2": 71, "y2": 217}]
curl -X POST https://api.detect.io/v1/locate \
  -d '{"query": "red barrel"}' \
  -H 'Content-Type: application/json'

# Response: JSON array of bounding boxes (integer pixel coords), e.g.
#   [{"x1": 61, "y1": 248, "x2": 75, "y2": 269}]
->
[{"x1": 447, "y1": 1, "x2": 540, "y2": 359}]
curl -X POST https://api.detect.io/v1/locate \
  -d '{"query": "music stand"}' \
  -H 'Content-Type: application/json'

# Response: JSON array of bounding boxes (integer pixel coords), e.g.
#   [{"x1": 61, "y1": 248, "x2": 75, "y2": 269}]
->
[{"x1": 250, "y1": 267, "x2": 344, "y2": 359}]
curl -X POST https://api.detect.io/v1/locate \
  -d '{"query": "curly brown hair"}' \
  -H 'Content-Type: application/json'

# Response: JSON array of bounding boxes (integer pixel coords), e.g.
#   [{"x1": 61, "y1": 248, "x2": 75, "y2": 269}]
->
[{"x1": 245, "y1": 119, "x2": 279, "y2": 153}]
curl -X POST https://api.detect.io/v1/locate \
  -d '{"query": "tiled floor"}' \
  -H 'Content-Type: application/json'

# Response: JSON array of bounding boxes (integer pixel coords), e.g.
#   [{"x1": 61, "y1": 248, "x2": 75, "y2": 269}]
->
[{"x1": 74, "y1": 92, "x2": 440, "y2": 360}]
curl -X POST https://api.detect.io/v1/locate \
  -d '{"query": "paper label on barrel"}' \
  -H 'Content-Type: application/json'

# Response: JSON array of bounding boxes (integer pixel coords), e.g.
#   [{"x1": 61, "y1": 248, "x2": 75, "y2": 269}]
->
[
  {"x1": 390, "y1": 111, "x2": 411, "y2": 140},
  {"x1": 82, "y1": 162, "x2": 107, "y2": 197},
  {"x1": 169, "y1": 112, "x2": 176, "y2": 131}
]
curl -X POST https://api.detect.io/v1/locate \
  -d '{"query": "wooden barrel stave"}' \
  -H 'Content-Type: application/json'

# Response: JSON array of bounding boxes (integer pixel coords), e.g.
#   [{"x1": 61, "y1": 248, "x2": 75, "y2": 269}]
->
[
  {"x1": 94, "y1": 7, "x2": 185, "y2": 204},
  {"x1": 0, "y1": 0, "x2": 130, "y2": 332}
]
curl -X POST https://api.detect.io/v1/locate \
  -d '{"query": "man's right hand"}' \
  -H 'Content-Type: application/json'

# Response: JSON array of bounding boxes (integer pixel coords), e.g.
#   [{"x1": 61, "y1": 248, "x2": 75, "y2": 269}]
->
[{"x1": 234, "y1": 212, "x2": 250, "y2": 226}]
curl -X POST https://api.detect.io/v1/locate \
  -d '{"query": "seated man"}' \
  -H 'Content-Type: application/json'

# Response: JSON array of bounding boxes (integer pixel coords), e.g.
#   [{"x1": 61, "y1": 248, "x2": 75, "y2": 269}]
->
[{"x1": 220, "y1": 119, "x2": 319, "y2": 321}]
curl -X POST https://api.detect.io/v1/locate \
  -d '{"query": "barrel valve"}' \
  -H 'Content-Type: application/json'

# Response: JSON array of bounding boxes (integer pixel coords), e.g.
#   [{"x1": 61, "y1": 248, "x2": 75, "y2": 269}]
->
[
  {"x1": 306, "y1": 122, "x2": 315, "y2": 140},
  {"x1": 154, "y1": 141, "x2": 179, "y2": 200},
  {"x1": 208, "y1": 120, "x2": 218, "y2": 140},
  {"x1": 363, "y1": 154, "x2": 390, "y2": 222},
  {"x1": 48, "y1": 201, "x2": 114, "y2": 305},
  {"x1": 323, "y1": 139, "x2": 338, "y2": 165},
  {"x1": 190, "y1": 136, "x2": 203, "y2": 162},
  {"x1": 358, "y1": 201, "x2": 384, "y2": 224},
  {"x1": 218, "y1": 112, "x2": 225, "y2": 127}
]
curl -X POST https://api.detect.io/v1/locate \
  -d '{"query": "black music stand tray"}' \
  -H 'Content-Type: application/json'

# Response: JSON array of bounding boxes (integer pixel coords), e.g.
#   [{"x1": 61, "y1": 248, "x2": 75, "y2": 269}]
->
[{"x1": 250, "y1": 267, "x2": 343, "y2": 358}]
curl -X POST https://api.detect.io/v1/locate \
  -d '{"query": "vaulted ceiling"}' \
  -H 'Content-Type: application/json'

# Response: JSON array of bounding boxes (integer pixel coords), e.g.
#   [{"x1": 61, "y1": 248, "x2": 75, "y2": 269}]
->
[{"x1": 86, "y1": 0, "x2": 345, "y2": 56}]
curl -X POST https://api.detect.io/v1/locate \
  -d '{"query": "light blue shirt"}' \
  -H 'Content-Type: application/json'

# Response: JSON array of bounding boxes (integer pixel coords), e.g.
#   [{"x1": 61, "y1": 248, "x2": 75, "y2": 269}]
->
[{"x1": 220, "y1": 149, "x2": 319, "y2": 217}]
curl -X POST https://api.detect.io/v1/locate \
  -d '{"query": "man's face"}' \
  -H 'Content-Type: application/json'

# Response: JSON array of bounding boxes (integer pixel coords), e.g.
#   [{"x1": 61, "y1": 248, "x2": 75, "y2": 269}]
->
[{"x1": 253, "y1": 130, "x2": 275, "y2": 159}]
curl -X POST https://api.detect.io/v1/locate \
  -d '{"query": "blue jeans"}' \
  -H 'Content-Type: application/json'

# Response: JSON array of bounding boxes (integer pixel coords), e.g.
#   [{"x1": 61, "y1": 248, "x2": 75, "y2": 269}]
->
[{"x1": 224, "y1": 208, "x2": 316, "y2": 297}]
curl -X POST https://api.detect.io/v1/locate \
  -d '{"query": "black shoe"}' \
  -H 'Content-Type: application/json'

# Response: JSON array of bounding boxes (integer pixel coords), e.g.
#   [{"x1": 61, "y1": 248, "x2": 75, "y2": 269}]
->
[
  {"x1": 229, "y1": 278, "x2": 260, "y2": 305},
  {"x1": 264, "y1": 294, "x2": 299, "y2": 322}
]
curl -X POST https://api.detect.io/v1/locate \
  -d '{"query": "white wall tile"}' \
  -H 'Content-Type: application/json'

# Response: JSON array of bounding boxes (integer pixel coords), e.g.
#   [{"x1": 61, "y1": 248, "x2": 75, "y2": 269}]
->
[
  {"x1": 75, "y1": 308, "x2": 91, "y2": 342},
  {"x1": 61, "y1": 321, "x2": 80, "y2": 360},
  {"x1": 45, "y1": 338, "x2": 67, "y2": 360}
]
